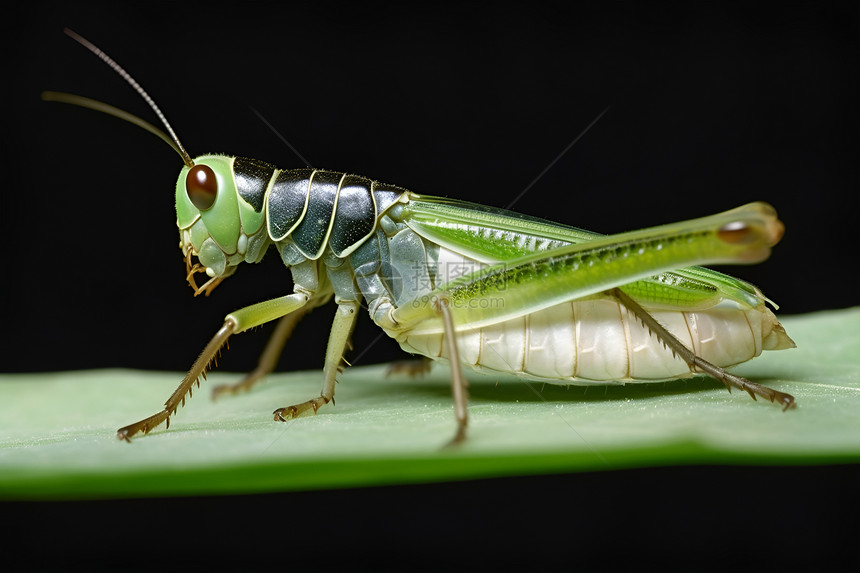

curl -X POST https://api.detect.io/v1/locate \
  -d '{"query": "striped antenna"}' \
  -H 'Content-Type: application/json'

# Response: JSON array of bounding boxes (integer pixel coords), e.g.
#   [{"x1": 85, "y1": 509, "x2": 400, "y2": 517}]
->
[{"x1": 61, "y1": 28, "x2": 194, "y2": 168}]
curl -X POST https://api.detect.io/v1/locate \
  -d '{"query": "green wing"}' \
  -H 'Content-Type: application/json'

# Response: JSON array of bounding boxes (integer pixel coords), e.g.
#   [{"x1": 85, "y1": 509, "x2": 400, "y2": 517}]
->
[{"x1": 398, "y1": 194, "x2": 767, "y2": 310}]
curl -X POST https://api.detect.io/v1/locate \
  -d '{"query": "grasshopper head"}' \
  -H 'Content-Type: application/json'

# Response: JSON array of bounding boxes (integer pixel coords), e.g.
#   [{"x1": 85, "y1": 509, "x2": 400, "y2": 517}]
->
[
  {"x1": 176, "y1": 155, "x2": 269, "y2": 296},
  {"x1": 45, "y1": 32, "x2": 270, "y2": 297}
]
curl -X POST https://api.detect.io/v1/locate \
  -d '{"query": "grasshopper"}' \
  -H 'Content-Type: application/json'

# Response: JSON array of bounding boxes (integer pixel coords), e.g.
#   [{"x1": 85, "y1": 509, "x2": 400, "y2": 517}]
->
[{"x1": 46, "y1": 30, "x2": 795, "y2": 445}]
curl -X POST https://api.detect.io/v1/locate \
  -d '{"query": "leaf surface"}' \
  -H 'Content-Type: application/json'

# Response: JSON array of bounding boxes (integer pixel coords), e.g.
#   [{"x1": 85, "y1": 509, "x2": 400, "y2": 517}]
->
[{"x1": 1, "y1": 308, "x2": 857, "y2": 499}]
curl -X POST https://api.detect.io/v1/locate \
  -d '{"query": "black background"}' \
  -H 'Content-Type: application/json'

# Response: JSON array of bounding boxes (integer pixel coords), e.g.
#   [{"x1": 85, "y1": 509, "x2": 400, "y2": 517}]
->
[
  {"x1": 6, "y1": 1, "x2": 858, "y2": 374},
  {"x1": 4, "y1": 2, "x2": 859, "y2": 569}
]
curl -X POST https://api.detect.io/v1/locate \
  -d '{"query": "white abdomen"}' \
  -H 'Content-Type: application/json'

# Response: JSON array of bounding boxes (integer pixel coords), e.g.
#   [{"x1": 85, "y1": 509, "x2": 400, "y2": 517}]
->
[{"x1": 394, "y1": 298, "x2": 792, "y2": 384}]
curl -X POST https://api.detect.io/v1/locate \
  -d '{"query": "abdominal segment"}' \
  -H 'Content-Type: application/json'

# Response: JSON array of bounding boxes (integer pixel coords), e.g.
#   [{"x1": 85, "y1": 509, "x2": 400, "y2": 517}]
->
[{"x1": 395, "y1": 298, "x2": 790, "y2": 384}]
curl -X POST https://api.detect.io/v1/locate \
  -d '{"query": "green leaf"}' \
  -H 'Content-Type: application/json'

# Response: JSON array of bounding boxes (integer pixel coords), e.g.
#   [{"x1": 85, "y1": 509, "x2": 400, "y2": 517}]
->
[{"x1": 1, "y1": 308, "x2": 858, "y2": 499}]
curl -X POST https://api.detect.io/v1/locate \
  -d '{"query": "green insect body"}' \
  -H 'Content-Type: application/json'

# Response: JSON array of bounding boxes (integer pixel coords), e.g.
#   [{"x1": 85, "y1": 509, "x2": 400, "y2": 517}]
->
[{"x1": 47, "y1": 30, "x2": 796, "y2": 445}]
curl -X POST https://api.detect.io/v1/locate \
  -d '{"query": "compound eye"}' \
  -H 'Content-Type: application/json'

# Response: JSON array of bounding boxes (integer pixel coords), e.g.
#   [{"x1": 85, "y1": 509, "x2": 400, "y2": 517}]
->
[{"x1": 186, "y1": 164, "x2": 218, "y2": 211}]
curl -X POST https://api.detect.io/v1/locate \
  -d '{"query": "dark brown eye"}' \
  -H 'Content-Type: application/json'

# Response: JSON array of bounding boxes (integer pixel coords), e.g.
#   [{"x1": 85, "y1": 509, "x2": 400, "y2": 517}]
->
[{"x1": 186, "y1": 164, "x2": 218, "y2": 211}]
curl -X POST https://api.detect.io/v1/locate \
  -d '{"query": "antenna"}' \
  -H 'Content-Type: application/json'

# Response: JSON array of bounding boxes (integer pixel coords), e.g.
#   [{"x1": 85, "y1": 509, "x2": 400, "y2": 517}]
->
[{"x1": 57, "y1": 28, "x2": 194, "y2": 168}]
